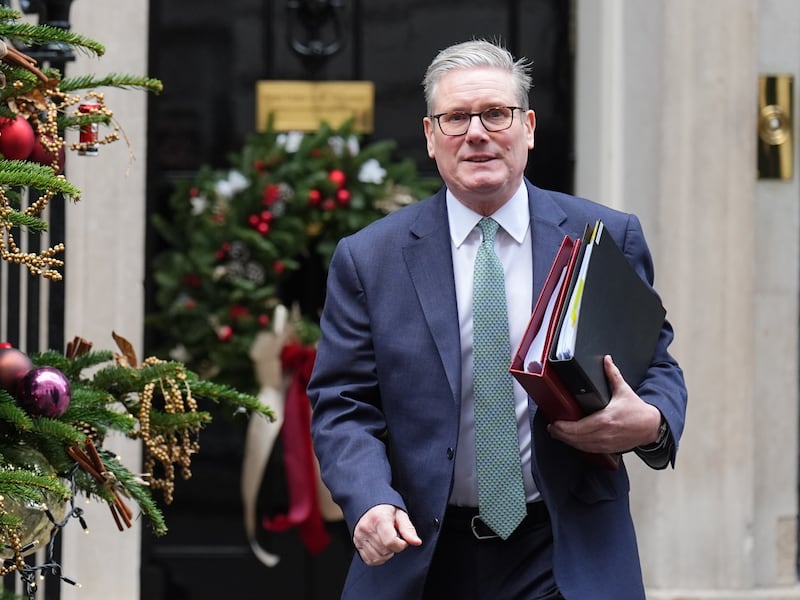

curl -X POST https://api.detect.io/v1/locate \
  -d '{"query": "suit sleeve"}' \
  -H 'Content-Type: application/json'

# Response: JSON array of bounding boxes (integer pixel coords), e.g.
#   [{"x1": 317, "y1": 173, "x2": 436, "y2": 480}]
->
[
  {"x1": 307, "y1": 237, "x2": 406, "y2": 532},
  {"x1": 618, "y1": 214, "x2": 687, "y2": 469}
]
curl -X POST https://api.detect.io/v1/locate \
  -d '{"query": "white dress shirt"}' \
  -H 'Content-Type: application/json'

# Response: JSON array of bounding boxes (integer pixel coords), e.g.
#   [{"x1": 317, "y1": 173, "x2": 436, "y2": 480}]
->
[{"x1": 446, "y1": 182, "x2": 540, "y2": 506}]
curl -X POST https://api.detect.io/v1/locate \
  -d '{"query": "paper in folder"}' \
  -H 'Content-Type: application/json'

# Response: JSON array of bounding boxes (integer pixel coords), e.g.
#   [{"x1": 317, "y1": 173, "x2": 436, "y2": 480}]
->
[{"x1": 510, "y1": 221, "x2": 666, "y2": 469}]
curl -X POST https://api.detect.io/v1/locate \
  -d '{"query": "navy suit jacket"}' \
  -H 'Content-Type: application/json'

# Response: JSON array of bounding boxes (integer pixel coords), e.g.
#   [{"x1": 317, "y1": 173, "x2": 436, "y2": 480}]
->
[{"x1": 308, "y1": 180, "x2": 687, "y2": 599}]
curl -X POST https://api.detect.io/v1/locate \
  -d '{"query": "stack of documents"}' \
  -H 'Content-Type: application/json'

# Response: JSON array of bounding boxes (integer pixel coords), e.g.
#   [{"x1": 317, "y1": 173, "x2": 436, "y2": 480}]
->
[{"x1": 509, "y1": 221, "x2": 666, "y2": 468}]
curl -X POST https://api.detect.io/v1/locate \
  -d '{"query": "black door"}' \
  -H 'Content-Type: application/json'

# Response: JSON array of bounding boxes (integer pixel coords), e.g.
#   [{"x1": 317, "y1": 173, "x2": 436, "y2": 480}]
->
[{"x1": 143, "y1": 2, "x2": 573, "y2": 598}]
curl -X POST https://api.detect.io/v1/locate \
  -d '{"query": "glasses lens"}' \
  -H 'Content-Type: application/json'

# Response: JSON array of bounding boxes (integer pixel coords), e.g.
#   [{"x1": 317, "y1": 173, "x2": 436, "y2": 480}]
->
[
  {"x1": 439, "y1": 112, "x2": 469, "y2": 135},
  {"x1": 481, "y1": 107, "x2": 514, "y2": 131}
]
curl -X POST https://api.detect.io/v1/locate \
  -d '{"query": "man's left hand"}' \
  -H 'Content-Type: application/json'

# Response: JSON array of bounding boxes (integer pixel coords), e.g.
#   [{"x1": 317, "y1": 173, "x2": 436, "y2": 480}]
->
[{"x1": 546, "y1": 355, "x2": 662, "y2": 454}]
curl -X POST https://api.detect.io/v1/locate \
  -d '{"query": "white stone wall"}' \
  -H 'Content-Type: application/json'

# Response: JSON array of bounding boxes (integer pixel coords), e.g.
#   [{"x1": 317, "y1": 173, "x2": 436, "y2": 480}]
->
[
  {"x1": 577, "y1": 0, "x2": 800, "y2": 597},
  {"x1": 59, "y1": 1, "x2": 149, "y2": 599}
]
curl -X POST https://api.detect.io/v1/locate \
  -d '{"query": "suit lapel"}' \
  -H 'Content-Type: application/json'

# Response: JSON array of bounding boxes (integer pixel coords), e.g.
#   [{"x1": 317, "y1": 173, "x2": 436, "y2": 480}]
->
[
  {"x1": 403, "y1": 191, "x2": 462, "y2": 403},
  {"x1": 527, "y1": 181, "x2": 569, "y2": 308}
]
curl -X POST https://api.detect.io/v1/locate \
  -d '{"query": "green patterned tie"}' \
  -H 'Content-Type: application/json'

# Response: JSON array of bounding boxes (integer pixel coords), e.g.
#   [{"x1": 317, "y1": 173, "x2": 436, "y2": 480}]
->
[{"x1": 472, "y1": 217, "x2": 527, "y2": 539}]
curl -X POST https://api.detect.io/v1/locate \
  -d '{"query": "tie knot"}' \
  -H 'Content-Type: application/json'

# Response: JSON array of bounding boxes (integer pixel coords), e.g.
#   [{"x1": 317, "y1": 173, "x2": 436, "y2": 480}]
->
[{"x1": 478, "y1": 217, "x2": 500, "y2": 244}]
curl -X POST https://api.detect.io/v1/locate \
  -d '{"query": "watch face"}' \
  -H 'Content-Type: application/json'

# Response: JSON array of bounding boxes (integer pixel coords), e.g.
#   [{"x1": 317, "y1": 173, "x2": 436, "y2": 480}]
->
[{"x1": 657, "y1": 420, "x2": 668, "y2": 442}]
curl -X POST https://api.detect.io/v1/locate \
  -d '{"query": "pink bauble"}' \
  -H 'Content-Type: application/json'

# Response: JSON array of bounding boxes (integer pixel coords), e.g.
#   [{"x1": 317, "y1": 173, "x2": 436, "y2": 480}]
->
[
  {"x1": 0, "y1": 346, "x2": 33, "y2": 392},
  {"x1": 16, "y1": 366, "x2": 71, "y2": 418},
  {"x1": 0, "y1": 117, "x2": 35, "y2": 160}
]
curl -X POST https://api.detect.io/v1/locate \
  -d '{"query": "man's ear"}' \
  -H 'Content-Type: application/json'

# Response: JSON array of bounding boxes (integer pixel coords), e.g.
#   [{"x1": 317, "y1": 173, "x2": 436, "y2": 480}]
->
[
  {"x1": 526, "y1": 109, "x2": 536, "y2": 150},
  {"x1": 423, "y1": 117, "x2": 436, "y2": 159}
]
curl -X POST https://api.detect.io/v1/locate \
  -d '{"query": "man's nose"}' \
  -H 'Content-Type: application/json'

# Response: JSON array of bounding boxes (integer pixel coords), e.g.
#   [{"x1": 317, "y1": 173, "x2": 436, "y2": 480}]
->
[{"x1": 465, "y1": 114, "x2": 489, "y2": 139}]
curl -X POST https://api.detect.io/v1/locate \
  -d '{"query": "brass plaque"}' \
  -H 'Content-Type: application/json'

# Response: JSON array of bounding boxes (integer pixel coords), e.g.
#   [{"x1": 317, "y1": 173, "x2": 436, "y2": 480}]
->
[{"x1": 256, "y1": 80, "x2": 375, "y2": 133}]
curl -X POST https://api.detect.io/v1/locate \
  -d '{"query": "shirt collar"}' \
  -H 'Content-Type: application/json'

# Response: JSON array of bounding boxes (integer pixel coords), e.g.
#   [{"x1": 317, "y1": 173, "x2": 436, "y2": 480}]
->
[{"x1": 446, "y1": 181, "x2": 530, "y2": 248}]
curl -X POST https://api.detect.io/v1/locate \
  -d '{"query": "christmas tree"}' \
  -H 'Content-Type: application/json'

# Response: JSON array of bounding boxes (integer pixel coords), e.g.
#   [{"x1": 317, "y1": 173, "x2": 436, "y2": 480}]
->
[{"x1": 0, "y1": 6, "x2": 271, "y2": 598}]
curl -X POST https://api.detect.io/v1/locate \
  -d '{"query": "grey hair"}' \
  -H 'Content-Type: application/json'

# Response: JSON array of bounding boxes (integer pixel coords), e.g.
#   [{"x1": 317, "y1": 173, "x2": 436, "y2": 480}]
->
[{"x1": 422, "y1": 39, "x2": 532, "y2": 114}]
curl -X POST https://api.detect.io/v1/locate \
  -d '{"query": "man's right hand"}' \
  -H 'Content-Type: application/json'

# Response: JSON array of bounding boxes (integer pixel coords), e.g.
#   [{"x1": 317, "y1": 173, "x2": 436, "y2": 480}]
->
[{"x1": 353, "y1": 504, "x2": 422, "y2": 566}]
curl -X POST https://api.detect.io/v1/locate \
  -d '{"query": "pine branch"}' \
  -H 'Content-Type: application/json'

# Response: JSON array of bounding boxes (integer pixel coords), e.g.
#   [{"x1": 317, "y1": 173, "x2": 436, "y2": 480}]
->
[
  {"x1": 66, "y1": 350, "x2": 116, "y2": 374},
  {"x1": 149, "y1": 410, "x2": 211, "y2": 432},
  {"x1": 32, "y1": 349, "x2": 115, "y2": 379},
  {"x1": 4, "y1": 210, "x2": 48, "y2": 231},
  {"x1": 0, "y1": 395, "x2": 34, "y2": 431},
  {"x1": 0, "y1": 511, "x2": 26, "y2": 532},
  {"x1": 63, "y1": 389, "x2": 136, "y2": 436},
  {"x1": 29, "y1": 417, "x2": 87, "y2": 447},
  {"x1": 88, "y1": 363, "x2": 150, "y2": 397},
  {"x1": 0, "y1": 469, "x2": 70, "y2": 505},
  {"x1": 0, "y1": 6, "x2": 21, "y2": 21},
  {"x1": 30, "y1": 350, "x2": 72, "y2": 370},
  {"x1": 0, "y1": 589, "x2": 27, "y2": 600},
  {"x1": 137, "y1": 360, "x2": 189, "y2": 381},
  {"x1": 0, "y1": 160, "x2": 80, "y2": 198},
  {"x1": 16, "y1": 422, "x2": 85, "y2": 475},
  {"x1": 59, "y1": 73, "x2": 163, "y2": 95},
  {"x1": 101, "y1": 453, "x2": 167, "y2": 536},
  {"x1": 188, "y1": 378, "x2": 274, "y2": 419},
  {"x1": 0, "y1": 70, "x2": 55, "y2": 104},
  {"x1": 0, "y1": 23, "x2": 105, "y2": 56}
]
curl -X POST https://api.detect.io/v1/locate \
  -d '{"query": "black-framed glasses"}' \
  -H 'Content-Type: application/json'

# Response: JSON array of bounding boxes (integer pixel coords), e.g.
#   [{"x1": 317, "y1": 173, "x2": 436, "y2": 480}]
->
[{"x1": 429, "y1": 106, "x2": 523, "y2": 136}]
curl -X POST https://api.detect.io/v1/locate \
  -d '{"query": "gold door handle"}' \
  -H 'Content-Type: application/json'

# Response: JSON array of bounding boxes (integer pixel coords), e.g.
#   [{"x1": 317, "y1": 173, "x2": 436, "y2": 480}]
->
[{"x1": 758, "y1": 74, "x2": 793, "y2": 180}]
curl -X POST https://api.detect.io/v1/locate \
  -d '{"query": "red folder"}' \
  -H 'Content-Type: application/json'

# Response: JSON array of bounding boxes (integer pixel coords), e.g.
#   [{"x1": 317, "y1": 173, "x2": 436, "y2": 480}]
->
[{"x1": 510, "y1": 235, "x2": 620, "y2": 469}]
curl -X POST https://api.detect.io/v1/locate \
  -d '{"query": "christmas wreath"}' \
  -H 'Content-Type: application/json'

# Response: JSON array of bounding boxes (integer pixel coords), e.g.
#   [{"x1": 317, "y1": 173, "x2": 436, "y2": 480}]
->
[{"x1": 149, "y1": 120, "x2": 440, "y2": 390}]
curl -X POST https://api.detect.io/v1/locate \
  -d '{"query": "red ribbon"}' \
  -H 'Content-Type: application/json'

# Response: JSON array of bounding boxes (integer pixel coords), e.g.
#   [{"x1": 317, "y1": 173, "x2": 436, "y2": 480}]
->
[{"x1": 261, "y1": 343, "x2": 330, "y2": 555}]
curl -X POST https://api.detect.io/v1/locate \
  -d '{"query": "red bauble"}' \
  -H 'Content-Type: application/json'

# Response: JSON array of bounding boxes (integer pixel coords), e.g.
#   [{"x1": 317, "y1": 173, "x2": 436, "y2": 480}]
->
[
  {"x1": 0, "y1": 116, "x2": 35, "y2": 160},
  {"x1": 16, "y1": 366, "x2": 71, "y2": 418},
  {"x1": 28, "y1": 134, "x2": 66, "y2": 173},
  {"x1": 336, "y1": 188, "x2": 351, "y2": 205},
  {"x1": 328, "y1": 169, "x2": 346, "y2": 188},
  {"x1": 0, "y1": 347, "x2": 34, "y2": 392},
  {"x1": 217, "y1": 325, "x2": 233, "y2": 342}
]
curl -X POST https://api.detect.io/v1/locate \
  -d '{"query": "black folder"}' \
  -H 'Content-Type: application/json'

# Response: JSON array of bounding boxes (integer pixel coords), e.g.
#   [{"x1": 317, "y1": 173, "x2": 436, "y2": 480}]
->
[
  {"x1": 547, "y1": 221, "x2": 666, "y2": 413},
  {"x1": 509, "y1": 229, "x2": 619, "y2": 469}
]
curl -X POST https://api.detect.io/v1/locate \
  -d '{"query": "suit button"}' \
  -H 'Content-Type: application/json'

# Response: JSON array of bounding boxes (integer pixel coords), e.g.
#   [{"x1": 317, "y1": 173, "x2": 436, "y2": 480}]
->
[
  {"x1": 433, "y1": 518, "x2": 440, "y2": 531},
  {"x1": 446, "y1": 447, "x2": 454, "y2": 460}
]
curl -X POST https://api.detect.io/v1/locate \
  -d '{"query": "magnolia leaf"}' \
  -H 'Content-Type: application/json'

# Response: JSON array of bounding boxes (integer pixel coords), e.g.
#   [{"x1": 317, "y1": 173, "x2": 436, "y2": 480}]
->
[{"x1": 112, "y1": 331, "x2": 138, "y2": 368}]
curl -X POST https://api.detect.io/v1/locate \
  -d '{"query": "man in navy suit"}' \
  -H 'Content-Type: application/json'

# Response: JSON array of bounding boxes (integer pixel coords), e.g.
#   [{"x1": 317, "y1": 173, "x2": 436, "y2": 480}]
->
[{"x1": 308, "y1": 39, "x2": 687, "y2": 599}]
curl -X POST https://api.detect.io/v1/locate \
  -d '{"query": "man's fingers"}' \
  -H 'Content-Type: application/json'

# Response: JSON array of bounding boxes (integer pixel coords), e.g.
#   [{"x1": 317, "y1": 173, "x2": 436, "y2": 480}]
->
[
  {"x1": 603, "y1": 354, "x2": 629, "y2": 394},
  {"x1": 353, "y1": 505, "x2": 421, "y2": 566},
  {"x1": 395, "y1": 509, "x2": 422, "y2": 546}
]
